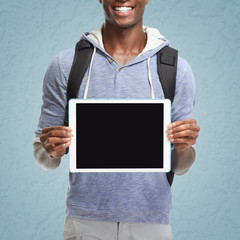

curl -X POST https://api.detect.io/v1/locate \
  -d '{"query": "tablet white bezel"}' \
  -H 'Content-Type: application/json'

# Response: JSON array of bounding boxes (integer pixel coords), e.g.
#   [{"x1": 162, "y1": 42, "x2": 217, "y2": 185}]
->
[{"x1": 69, "y1": 99, "x2": 171, "y2": 172}]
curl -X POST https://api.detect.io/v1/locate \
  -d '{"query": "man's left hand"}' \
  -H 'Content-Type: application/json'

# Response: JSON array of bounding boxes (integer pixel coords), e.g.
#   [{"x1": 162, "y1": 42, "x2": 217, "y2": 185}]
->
[{"x1": 167, "y1": 118, "x2": 200, "y2": 151}]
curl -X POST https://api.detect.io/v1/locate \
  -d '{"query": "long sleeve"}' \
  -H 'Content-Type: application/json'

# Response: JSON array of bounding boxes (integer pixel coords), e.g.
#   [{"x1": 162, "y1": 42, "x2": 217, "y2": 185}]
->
[
  {"x1": 33, "y1": 50, "x2": 73, "y2": 170},
  {"x1": 34, "y1": 52, "x2": 71, "y2": 136},
  {"x1": 170, "y1": 58, "x2": 196, "y2": 175}
]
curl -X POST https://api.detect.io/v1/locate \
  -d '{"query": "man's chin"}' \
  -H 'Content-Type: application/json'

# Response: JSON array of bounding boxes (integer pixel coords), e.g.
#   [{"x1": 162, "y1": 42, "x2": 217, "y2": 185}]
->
[{"x1": 113, "y1": 20, "x2": 142, "y2": 30}]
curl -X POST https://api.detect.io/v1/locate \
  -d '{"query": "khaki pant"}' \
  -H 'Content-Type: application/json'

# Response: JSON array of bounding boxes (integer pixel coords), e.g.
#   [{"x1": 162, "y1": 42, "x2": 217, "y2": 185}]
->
[{"x1": 63, "y1": 216, "x2": 172, "y2": 240}]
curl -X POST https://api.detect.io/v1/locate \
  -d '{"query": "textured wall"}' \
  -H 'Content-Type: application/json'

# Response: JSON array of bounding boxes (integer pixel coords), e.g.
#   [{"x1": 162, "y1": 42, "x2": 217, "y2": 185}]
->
[{"x1": 0, "y1": 0, "x2": 239, "y2": 239}]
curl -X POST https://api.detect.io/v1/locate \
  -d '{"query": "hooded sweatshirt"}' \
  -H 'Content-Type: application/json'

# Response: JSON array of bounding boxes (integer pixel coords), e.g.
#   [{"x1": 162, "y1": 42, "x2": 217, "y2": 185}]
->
[{"x1": 33, "y1": 26, "x2": 195, "y2": 223}]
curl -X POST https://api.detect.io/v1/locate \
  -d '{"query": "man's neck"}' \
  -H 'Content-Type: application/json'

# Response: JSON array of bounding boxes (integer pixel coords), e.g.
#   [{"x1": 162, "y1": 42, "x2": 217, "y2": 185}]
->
[{"x1": 102, "y1": 22, "x2": 147, "y2": 61}]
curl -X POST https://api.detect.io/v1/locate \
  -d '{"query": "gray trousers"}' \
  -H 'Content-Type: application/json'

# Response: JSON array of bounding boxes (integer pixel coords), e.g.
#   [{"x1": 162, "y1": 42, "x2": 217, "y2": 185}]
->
[{"x1": 63, "y1": 216, "x2": 173, "y2": 240}]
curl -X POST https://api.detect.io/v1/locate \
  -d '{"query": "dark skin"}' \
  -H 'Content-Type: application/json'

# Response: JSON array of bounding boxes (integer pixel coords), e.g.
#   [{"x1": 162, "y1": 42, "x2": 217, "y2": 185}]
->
[
  {"x1": 40, "y1": 126, "x2": 72, "y2": 158},
  {"x1": 101, "y1": 0, "x2": 148, "y2": 66},
  {"x1": 103, "y1": 27, "x2": 146, "y2": 67},
  {"x1": 40, "y1": 0, "x2": 200, "y2": 174}
]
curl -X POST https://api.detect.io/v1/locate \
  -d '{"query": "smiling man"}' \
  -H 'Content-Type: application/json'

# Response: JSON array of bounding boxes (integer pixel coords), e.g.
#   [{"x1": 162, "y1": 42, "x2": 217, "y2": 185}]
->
[{"x1": 34, "y1": 0, "x2": 200, "y2": 239}]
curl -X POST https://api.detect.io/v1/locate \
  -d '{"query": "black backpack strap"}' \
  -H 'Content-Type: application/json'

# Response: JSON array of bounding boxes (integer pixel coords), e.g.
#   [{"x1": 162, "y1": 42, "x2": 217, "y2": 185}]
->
[
  {"x1": 157, "y1": 46, "x2": 178, "y2": 103},
  {"x1": 64, "y1": 40, "x2": 94, "y2": 126},
  {"x1": 157, "y1": 46, "x2": 178, "y2": 187},
  {"x1": 64, "y1": 40, "x2": 94, "y2": 154}
]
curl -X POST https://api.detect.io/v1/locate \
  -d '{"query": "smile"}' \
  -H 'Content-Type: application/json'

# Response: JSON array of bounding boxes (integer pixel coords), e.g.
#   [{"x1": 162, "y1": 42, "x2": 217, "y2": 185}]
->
[{"x1": 114, "y1": 7, "x2": 134, "y2": 13}]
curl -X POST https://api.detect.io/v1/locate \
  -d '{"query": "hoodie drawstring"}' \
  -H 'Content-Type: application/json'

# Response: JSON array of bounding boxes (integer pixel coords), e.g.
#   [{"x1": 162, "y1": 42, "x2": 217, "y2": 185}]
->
[
  {"x1": 84, "y1": 49, "x2": 155, "y2": 100},
  {"x1": 147, "y1": 58, "x2": 155, "y2": 99},
  {"x1": 83, "y1": 46, "x2": 97, "y2": 99}
]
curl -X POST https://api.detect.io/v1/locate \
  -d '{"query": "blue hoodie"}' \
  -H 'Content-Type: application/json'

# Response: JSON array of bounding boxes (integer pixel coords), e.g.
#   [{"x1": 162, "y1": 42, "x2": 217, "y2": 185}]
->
[{"x1": 34, "y1": 26, "x2": 195, "y2": 223}]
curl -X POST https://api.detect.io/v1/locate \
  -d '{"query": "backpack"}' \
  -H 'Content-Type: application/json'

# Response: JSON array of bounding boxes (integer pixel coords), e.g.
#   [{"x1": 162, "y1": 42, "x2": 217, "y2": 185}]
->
[{"x1": 65, "y1": 39, "x2": 178, "y2": 186}]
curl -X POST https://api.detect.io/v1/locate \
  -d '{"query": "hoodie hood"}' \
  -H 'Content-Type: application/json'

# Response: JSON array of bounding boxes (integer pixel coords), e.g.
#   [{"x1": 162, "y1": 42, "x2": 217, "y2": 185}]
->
[
  {"x1": 80, "y1": 25, "x2": 170, "y2": 99},
  {"x1": 82, "y1": 25, "x2": 170, "y2": 60}
]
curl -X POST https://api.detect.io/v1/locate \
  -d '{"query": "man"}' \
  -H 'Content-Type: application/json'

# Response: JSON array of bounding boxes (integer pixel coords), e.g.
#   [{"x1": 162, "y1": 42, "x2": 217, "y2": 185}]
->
[{"x1": 34, "y1": 0, "x2": 200, "y2": 239}]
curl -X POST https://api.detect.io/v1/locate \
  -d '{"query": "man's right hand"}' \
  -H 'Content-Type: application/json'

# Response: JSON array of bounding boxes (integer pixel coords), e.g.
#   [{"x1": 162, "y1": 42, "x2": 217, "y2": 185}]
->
[{"x1": 40, "y1": 126, "x2": 73, "y2": 158}]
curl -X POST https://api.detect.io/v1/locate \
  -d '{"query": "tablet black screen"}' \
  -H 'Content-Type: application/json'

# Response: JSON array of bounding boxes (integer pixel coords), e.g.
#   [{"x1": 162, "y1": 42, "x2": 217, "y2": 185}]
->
[{"x1": 76, "y1": 103, "x2": 164, "y2": 169}]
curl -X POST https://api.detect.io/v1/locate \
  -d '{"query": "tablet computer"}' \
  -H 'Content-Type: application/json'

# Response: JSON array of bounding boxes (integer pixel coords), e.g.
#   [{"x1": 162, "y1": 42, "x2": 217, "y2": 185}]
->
[{"x1": 69, "y1": 99, "x2": 171, "y2": 172}]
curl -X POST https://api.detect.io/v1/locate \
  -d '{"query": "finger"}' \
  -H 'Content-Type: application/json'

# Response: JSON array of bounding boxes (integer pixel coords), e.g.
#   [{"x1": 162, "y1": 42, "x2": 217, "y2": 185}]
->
[
  {"x1": 45, "y1": 146, "x2": 63, "y2": 156},
  {"x1": 168, "y1": 124, "x2": 191, "y2": 134},
  {"x1": 40, "y1": 132, "x2": 72, "y2": 144},
  {"x1": 45, "y1": 137, "x2": 72, "y2": 145},
  {"x1": 42, "y1": 126, "x2": 72, "y2": 134},
  {"x1": 46, "y1": 130, "x2": 73, "y2": 139},
  {"x1": 169, "y1": 137, "x2": 188, "y2": 143},
  {"x1": 168, "y1": 122, "x2": 199, "y2": 135},
  {"x1": 170, "y1": 137, "x2": 196, "y2": 145},
  {"x1": 40, "y1": 130, "x2": 72, "y2": 145},
  {"x1": 44, "y1": 141, "x2": 71, "y2": 155},
  {"x1": 52, "y1": 141, "x2": 72, "y2": 151},
  {"x1": 168, "y1": 119, "x2": 197, "y2": 130},
  {"x1": 42, "y1": 141, "x2": 56, "y2": 154},
  {"x1": 168, "y1": 129, "x2": 199, "y2": 140}
]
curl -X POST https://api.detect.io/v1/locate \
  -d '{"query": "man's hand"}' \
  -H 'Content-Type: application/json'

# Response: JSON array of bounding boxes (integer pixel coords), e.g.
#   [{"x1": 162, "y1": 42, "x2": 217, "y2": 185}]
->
[
  {"x1": 40, "y1": 126, "x2": 73, "y2": 158},
  {"x1": 167, "y1": 119, "x2": 200, "y2": 151}
]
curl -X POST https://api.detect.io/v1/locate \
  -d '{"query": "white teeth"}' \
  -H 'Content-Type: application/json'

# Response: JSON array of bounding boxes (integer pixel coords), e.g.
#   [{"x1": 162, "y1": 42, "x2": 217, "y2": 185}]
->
[{"x1": 114, "y1": 7, "x2": 133, "y2": 13}]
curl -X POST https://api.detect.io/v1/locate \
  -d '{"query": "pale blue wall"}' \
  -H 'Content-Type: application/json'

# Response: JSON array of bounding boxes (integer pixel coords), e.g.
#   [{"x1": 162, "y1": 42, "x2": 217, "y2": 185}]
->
[{"x1": 0, "y1": 0, "x2": 239, "y2": 239}]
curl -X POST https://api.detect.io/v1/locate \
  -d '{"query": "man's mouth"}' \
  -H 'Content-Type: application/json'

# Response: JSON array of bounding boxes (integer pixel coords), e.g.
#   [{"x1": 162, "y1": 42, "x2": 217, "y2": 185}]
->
[{"x1": 113, "y1": 6, "x2": 134, "y2": 13}]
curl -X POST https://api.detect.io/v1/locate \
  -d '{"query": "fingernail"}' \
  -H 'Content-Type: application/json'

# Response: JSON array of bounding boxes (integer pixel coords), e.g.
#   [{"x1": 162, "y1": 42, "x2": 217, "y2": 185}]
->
[
  {"x1": 64, "y1": 138, "x2": 71, "y2": 142},
  {"x1": 169, "y1": 139, "x2": 174, "y2": 142},
  {"x1": 168, "y1": 124, "x2": 173, "y2": 129},
  {"x1": 169, "y1": 134, "x2": 173, "y2": 139}
]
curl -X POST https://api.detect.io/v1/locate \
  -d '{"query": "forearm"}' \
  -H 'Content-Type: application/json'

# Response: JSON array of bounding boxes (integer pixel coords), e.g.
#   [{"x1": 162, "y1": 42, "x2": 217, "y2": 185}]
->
[
  {"x1": 33, "y1": 135, "x2": 61, "y2": 170},
  {"x1": 171, "y1": 147, "x2": 195, "y2": 175}
]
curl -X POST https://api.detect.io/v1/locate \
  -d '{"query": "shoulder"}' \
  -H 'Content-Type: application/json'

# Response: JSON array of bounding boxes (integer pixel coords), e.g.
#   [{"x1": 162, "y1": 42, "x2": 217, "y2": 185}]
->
[
  {"x1": 177, "y1": 56, "x2": 193, "y2": 79},
  {"x1": 175, "y1": 56, "x2": 195, "y2": 92},
  {"x1": 43, "y1": 47, "x2": 75, "y2": 85},
  {"x1": 50, "y1": 47, "x2": 75, "y2": 76},
  {"x1": 42, "y1": 47, "x2": 75, "y2": 93}
]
